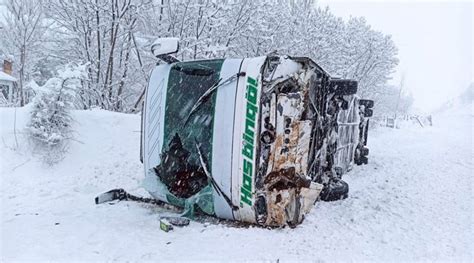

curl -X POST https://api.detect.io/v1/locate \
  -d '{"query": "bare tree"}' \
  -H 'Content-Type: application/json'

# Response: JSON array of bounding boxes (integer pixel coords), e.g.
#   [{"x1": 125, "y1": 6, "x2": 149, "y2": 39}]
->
[
  {"x1": 44, "y1": 0, "x2": 151, "y2": 111},
  {"x1": 1, "y1": 0, "x2": 48, "y2": 106}
]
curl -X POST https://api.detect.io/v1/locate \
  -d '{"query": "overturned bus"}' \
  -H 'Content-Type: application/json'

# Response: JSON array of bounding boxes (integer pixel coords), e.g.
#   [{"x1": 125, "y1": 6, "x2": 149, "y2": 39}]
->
[{"x1": 137, "y1": 38, "x2": 373, "y2": 227}]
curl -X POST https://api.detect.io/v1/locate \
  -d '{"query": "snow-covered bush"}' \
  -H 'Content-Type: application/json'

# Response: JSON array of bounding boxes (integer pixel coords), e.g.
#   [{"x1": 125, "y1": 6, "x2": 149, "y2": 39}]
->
[{"x1": 27, "y1": 64, "x2": 85, "y2": 165}]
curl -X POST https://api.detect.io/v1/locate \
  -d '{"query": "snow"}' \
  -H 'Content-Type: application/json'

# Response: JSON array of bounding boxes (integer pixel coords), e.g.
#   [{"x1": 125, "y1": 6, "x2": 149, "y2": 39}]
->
[
  {"x1": 0, "y1": 71, "x2": 16, "y2": 82},
  {"x1": 1, "y1": 104, "x2": 472, "y2": 261}
]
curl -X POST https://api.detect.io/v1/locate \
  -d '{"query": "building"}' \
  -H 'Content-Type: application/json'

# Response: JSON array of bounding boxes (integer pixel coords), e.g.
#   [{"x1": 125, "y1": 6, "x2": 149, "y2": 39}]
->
[{"x1": 0, "y1": 60, "x2": 17, "y2": 104}]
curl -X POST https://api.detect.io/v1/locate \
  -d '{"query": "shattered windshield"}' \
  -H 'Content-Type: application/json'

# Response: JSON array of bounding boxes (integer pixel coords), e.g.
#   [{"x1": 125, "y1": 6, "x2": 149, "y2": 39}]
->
[{"x1": 155, "y1": 59, "x2": 224, "y2": 198}]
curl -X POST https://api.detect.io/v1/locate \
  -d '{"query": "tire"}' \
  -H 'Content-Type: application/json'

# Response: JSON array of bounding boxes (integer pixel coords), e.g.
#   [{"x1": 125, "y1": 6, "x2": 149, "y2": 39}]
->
[
  {"x1": 359, "y1": 99, "x2": 374, "y2": 108},
  {"x1": 361, "y1": 146, "x2": 369, "y2": 156},
  {"x1": 364, "y1": 119, "x2": 369, "y2": 146},
  {"x1": 330, "y1": 79, "x2": 358, "y2": 95},
  {"x1": 354, "y1": 149, "x2": 363, "y2": 165},
  {"x1": 362, "y1": 156, "x2": 368, "y2": 164},
  {"x1": 320, "y1": 178, "x2": 349, "y2": 201},
  {"x1": 355, "y1": 154, "x2": 368, "y2": 165},
  {"x1": 354, "y1": 146, "x2": 369, "y2": 165},
  {"x1": 364, "y1": 108, "x2": 373, "y2": 117}
]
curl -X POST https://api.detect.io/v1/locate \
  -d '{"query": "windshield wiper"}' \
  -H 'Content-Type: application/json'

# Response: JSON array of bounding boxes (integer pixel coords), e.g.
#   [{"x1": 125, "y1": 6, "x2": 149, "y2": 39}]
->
[
  {"x1": 183, "y1": 72, "x2": 246, "y2": 127},
  {"x1": 195, "y1": 139, "x2": 239, "y2": 211}
]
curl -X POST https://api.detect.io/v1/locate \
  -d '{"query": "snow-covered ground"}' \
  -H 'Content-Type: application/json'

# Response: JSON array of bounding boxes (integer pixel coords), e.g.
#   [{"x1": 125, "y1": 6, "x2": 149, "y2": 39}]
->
[{"x1": 1, "y1": 104, "x2": 472, "y2": 261}]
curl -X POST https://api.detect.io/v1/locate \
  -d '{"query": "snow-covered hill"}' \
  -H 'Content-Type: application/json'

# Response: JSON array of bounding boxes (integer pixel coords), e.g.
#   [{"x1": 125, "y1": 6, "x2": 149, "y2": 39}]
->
[
  {"x1": 1, "y1": 105, "x2": 472, "y2": 261},
  {"x1": 434, "y1": 83, "x2": 473, "y2": 116}
]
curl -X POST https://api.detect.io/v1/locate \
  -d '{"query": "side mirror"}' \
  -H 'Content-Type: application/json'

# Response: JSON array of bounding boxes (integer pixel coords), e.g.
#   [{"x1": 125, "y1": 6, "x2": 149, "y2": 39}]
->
[
  {"x1": 329, "y1": 79, "x2": 358, "y2": 96},
  {"x1": 364, "y1": 108, "x2": 373, "y2": 117},
  {"x1": 151, "y1": 37, "x2": 180, "y2": 64},
  {"x1": 359, "y1": 99, "x2": 374, "y2": 109}
]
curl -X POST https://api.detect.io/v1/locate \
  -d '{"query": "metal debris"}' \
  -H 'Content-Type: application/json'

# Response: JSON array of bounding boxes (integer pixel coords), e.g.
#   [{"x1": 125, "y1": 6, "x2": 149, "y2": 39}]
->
[{"x1": 160, "y1": 219, "x2": 173, "y2": 232}]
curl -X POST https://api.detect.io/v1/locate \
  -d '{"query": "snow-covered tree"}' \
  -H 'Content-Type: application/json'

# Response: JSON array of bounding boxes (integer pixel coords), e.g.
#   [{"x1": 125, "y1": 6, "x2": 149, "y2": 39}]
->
[
  {"x1": 2, "y1": 0, "x2": 399, "y2": 112},
  {"x1": 44, "y1": 0, "x2": 153, "y2": 111},
  {"x1": 0, "y1": 0, "x2": 49, "y2": 106},
  {"x1": 27, "y1": 64, "x2": 85, "y2": 165},
  {"x1": 337, "y1": 17, "x2": 399, "y2": 98}
]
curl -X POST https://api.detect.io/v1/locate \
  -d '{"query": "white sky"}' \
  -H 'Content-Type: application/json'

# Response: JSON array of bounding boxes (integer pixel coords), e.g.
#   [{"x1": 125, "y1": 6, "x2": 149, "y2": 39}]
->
[{"x1": 318, "y1": 0, "x2": 473, "y2": 112}]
